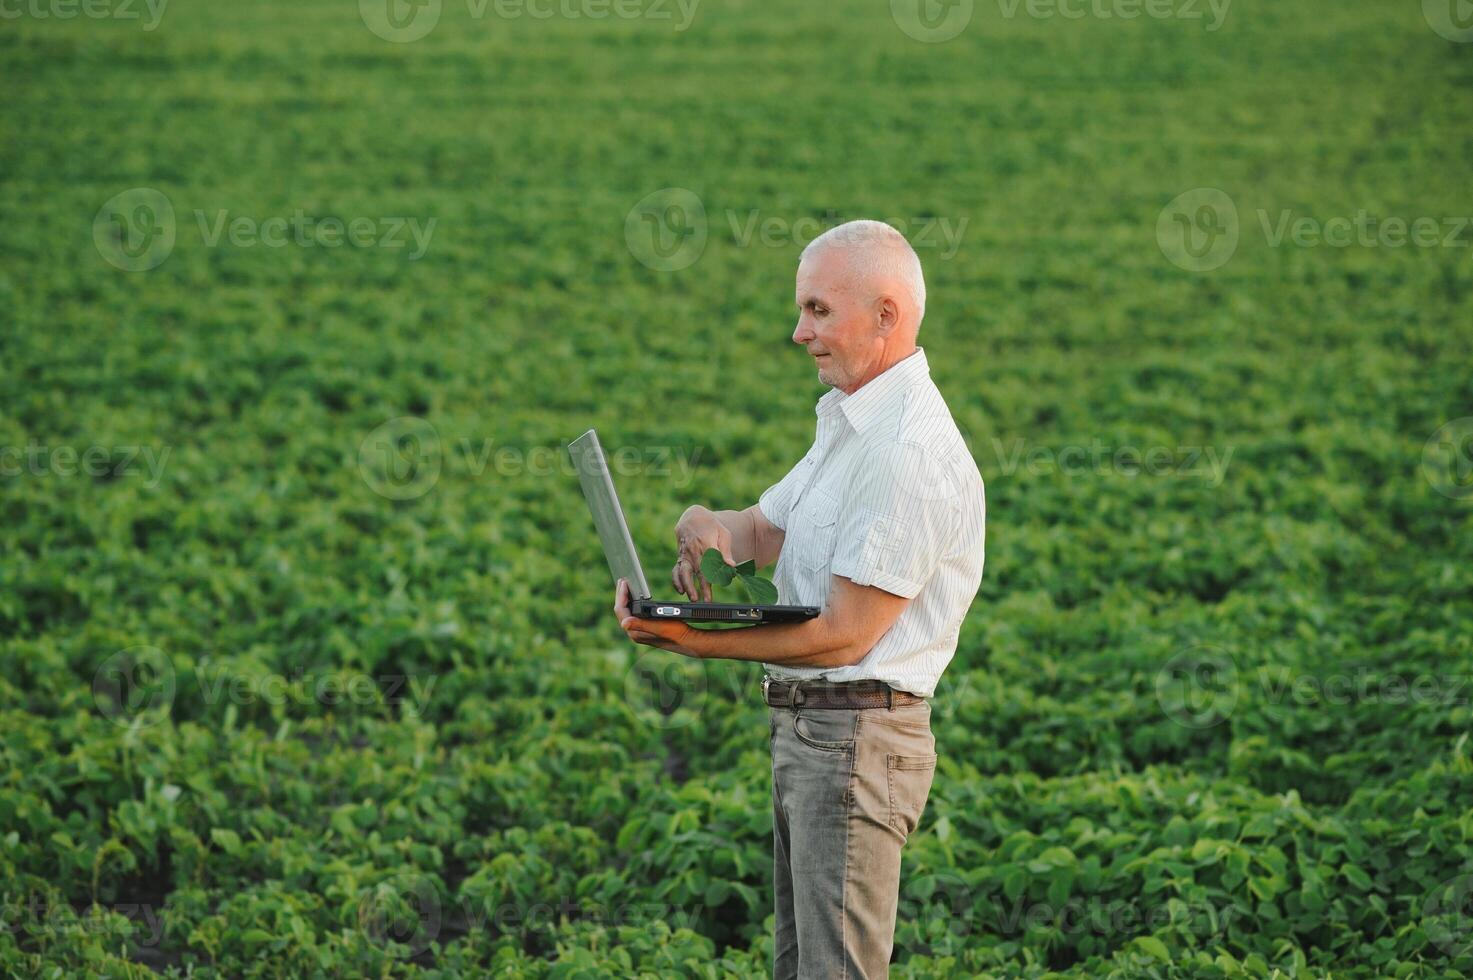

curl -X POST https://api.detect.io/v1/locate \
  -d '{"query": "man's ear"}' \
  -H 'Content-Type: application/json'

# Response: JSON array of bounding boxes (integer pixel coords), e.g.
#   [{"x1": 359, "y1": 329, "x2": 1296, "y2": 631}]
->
[{"x1": 875, "y1": 294, "x2": 902, "y2": 336}]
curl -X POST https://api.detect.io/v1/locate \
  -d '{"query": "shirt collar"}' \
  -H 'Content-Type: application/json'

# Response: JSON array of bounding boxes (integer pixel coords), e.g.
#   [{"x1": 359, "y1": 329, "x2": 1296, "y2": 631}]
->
[{"x1": 814, "y1": 347, "x2": 930, "y2": 433}]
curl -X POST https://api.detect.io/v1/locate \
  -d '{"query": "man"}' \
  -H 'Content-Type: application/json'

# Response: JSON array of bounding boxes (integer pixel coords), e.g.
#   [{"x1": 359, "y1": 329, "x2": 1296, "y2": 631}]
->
[{"x1": 613, "y1": 219, "x2": 986, "y2": 978}]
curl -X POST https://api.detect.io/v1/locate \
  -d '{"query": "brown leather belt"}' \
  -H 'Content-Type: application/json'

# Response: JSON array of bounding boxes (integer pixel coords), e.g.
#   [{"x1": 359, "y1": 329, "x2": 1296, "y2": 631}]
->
[{"x1": 763, "y1": 677, "x2": 925, "y2": 710}]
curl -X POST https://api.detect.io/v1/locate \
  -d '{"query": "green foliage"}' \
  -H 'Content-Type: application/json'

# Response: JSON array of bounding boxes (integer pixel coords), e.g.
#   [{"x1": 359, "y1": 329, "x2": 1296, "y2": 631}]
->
[
  {"x1": 3, "y1": 0, "x2": 1473, "y2": 976},
  {"x1": 699, "y1": 549, "x2": 779, "y2": 606}
]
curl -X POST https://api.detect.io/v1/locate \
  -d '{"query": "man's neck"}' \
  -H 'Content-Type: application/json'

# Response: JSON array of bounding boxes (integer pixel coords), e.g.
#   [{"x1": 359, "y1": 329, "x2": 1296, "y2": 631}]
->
[{"x1": 836, "y1": 344, "x2": 920, "y2": 395}]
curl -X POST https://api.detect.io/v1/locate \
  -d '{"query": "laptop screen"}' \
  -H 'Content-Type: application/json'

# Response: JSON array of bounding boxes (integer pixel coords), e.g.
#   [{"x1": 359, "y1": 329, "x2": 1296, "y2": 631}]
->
[{"x1": 568, "y1": 428, "x2": 653, "y2": 600}]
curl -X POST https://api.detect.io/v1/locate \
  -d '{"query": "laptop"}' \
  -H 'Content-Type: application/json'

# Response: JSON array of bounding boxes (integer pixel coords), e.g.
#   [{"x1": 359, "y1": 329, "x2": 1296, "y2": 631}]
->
[{"x1": 568, "y1": 428, "x2": 821, "y2": 624}]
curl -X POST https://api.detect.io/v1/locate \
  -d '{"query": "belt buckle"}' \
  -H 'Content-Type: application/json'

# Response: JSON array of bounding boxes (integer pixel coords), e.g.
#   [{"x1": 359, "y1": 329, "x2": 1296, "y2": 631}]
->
[{"x1": 764, "y1": 677, "x2": 804, "y2": 708}]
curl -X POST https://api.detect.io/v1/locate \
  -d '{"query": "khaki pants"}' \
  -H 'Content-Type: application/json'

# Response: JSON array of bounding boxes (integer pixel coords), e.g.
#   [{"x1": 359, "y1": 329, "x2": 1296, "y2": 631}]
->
[{"x1": 770, "y1": 700, "x2": 937, "y2": 979}]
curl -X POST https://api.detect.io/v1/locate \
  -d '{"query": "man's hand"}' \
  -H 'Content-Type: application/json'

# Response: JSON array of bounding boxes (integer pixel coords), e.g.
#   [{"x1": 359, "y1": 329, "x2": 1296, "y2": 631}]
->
[
  {"x1": 615, "y1": 578, "x2": 703, "y2": 658},
  {"x1": 673, "y1": 506, "x2": 737, "y2": 602}
]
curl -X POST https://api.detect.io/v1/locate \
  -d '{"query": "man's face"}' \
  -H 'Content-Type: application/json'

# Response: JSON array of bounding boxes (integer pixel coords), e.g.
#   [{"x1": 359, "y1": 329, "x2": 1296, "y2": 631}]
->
[{"x1": 793, "y1": 248, "x2": 874, "y2": 392}]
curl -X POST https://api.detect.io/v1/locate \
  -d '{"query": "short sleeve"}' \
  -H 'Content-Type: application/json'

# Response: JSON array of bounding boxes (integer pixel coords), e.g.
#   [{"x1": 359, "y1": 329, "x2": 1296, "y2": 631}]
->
[
  {"x1": 830, "y1": 442, "x2": 958, "y2": 598},
  {"x1": 757, "y1": 454, "x2": 811, "y2": 532}
]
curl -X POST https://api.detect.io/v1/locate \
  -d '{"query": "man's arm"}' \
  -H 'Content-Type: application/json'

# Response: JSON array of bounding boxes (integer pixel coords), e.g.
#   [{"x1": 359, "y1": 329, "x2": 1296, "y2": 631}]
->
[
  {"x1": 706, "y1": 504, "x2": 785, "y2": 569},
  {"x1": 685, "y1": 574, "x2": 909, "y2": 668},
  {"x1": 674, "y1": 503, "x2": 786, "y2": 602}
]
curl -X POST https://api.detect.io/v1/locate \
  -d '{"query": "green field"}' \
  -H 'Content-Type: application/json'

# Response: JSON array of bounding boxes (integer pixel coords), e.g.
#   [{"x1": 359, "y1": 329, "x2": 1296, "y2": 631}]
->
[{"x1": 3, "y1": 0, "x2": 1473, "y2": 975}]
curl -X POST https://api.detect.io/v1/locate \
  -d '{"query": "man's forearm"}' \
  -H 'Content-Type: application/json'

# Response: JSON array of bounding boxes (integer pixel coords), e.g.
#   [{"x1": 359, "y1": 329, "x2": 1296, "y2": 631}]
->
[
  {"x1": 685, "y1": 615, "x2": 856, "y2": 669},
  {"x1": 706, "y1": 507, "x2": 759, "y2": 564}
]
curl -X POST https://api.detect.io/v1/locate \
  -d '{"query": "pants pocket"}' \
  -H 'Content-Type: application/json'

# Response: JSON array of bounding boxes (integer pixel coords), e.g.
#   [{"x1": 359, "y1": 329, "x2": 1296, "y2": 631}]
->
[
  {"x1": 887, "y1": 753, "x2": 937, "y2": 838},
  {"x1": 791, "y1": 709, "x2": 858, "y2": 753}
]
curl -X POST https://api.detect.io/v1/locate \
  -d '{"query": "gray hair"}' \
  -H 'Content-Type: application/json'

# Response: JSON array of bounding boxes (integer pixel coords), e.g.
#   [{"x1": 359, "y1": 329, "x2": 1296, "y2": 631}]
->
[{"x1": 799, "y1": 220, "x2": 926, "y2": 328}]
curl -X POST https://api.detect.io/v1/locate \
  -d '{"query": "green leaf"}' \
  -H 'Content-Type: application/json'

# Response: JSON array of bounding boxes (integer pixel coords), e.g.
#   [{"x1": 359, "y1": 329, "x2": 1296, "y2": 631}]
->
[
  {"x1": 700, "y1": 549, "x2": 736, "y2": 586},
  {"x1": 1341, "y1": 863, "x2": 1373, "y2": 891},
  {"x1": 1248, "y1": 875, "x2": 1282, "y2": 901},
  {"x1": 210, "y1": 828, "x2": 242, "y2": 855},
  {"x1": 1134, "y1": 936, "x2": 1171, "y2": 963},
  {"x1": 1046, "y1": 869, "x2": 1073, "y2": 906},
  {"x1": 738, "y1": 574, "x2": 778, "y2": 605}
]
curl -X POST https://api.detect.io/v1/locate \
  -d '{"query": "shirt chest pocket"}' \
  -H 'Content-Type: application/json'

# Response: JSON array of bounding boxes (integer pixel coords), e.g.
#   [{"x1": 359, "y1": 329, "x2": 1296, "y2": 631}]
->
[{"x1": 794, "y1": 487, "x2": 841, "y2": 573}]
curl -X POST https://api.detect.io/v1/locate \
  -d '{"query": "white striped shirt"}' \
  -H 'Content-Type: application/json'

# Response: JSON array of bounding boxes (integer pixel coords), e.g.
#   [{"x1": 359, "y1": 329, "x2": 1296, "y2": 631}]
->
[{"x1": 757, "y1": 347, "x2": 986, "y2": 698}]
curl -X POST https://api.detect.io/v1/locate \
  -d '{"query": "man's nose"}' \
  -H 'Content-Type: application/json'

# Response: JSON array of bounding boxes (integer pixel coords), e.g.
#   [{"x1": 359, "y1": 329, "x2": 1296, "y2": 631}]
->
[{"x1": 792, "y1": 320, "x2": 813, "y2": 345}]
